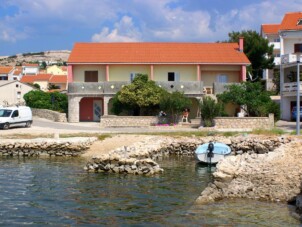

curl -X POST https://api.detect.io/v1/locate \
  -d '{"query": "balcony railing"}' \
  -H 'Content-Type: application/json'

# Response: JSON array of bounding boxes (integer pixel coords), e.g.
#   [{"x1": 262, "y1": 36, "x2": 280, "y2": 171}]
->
[
  {"x1": 68, "y1": 81, "x2": 204, "y2": 95},
  {"x1": 283, "y1": 82, "x2": 302, "y2": 93},
  {"x1": 281, "y1": 53, "x2": 302, "y2": 64},
  {"x1": 213, "y1": 82, "x2": 235, "y2": 94}
]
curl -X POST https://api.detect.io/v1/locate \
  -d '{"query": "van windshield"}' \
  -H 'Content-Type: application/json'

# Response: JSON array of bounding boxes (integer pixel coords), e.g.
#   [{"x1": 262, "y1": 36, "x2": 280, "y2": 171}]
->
[{"x1": 0, "y1": 109, "x2": 12, "y2": 117}]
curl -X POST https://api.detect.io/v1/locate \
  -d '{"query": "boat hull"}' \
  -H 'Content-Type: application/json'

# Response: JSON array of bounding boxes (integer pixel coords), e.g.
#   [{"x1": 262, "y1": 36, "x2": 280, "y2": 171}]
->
[
  {"x1": 194, "y1": 142, "x2": 231, "y2": 164},
  {"x1": 195, "y1": 152, "x2": 229, "y2": 164}
]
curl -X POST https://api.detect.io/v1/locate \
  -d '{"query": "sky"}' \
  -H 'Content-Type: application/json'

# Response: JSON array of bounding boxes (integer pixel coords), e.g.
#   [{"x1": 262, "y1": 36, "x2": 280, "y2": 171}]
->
[{"x1": 0, "y1": 0, "x2": 301, "y2": 56}]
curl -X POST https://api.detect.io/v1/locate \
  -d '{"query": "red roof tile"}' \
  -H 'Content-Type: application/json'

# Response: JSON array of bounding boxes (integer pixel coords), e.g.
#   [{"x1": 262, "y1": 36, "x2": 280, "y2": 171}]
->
[
  {"x1": 279, "y1": 12, "x2": 302, "y2": 31},
  {"x1": 0, "y1": 66, "x2": 14, "y2": 74},
  {"x1": 20, "y1": 74, "x2": 52, "y2": 83},
  {"x1": 68, "y1": 42, "x2": 250, "y2": 65},
  {"x1": 261, "y1": 24, "x2": 280, "y2": 34},
  {"x1": 49, "y1": 75, "x2": 67, "y2": 83}
]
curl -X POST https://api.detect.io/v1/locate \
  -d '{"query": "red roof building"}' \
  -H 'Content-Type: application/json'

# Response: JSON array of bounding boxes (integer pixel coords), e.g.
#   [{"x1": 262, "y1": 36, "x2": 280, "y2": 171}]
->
[{"x1": 67, "y1": 41, "x2": 250, "y2": 123}]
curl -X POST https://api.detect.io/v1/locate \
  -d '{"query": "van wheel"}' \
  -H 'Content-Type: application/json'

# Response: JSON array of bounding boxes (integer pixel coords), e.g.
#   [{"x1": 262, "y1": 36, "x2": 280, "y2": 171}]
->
[
  {"x1": 25, "y1": 121, "x2": 31, "y2": 128},
  {"x1": 3, "y1": 123, "x2": 9, "y2": 130}
]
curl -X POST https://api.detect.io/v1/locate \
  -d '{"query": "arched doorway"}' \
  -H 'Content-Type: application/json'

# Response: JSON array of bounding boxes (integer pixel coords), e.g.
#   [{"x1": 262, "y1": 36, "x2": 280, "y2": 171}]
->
[{"x1": 79, "y1": 97, "x2": 103, "y2": 122}]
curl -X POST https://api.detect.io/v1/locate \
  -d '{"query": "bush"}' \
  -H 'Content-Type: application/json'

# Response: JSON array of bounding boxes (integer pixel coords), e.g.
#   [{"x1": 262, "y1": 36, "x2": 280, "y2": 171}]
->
[
  {"x1": 23, "y1": 90, "x2": 68, "y2": 113},
  {"x1": 200, "y1": 96, "x2": 224, "y2": 127}
]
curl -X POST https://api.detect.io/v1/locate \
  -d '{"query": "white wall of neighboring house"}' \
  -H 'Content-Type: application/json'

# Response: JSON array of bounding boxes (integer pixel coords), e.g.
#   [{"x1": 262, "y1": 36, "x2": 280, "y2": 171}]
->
[
  {"x1": 23, "y1": 67, "x2": 39, "y2": 75},
  {"x1": 0, "y1": 81, "x2": 35, "y2": 106}
]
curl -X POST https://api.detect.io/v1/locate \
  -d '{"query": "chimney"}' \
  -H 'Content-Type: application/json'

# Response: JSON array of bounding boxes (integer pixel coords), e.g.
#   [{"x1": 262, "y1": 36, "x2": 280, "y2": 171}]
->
[{"x1": 239, "y1": 37, "x2": 244, "y2": 52}]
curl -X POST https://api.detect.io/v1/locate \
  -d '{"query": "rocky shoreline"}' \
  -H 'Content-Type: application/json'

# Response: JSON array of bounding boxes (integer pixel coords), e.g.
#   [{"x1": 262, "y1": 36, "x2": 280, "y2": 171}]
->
[{"x1": 84, "y1": 135, "x2": 302, "y2": 220}]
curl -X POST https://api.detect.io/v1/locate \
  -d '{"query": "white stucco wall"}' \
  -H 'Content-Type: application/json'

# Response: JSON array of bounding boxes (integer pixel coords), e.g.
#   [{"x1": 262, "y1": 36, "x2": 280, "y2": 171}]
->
[{"x1": 0, "y1": 81, "x2": 34, "y2": 106}]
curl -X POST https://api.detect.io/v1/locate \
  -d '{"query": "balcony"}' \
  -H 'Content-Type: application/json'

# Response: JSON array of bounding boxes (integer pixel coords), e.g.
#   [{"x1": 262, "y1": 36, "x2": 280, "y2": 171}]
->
[
  {"x1": 282, "y1": 82, "x2": 302, "y2": 95},
  {"x1": 281, "y1": 53, "x2": 302, "y2": 64},
  {"x1": 213, "y1": 82, "x2": 235, "y2": 94},
  {"x1": 68, "y1": 81, "x2": 204, "y2": 96}
]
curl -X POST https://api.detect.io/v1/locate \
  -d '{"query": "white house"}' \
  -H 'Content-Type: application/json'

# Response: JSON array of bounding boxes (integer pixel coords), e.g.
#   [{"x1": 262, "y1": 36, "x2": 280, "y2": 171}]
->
[
  {"x1": 22, "y1": 63, "x2": 39, "y2": 75},
  {"x1": 0, "y1": 81, "x2": 35, "y2": 106},
  {"x1": 262, "y1": 12, "x2": 302, "y2": 120}
]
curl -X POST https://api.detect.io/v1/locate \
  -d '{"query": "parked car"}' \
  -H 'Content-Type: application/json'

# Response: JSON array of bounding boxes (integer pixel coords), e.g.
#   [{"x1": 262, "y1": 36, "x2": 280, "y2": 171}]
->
[
  {"x1": 291, "y1": 106, "x2": 302, "y2": 121},
  {"x1": 0, "y1": 106, "x2": 32, "y2": 129}
]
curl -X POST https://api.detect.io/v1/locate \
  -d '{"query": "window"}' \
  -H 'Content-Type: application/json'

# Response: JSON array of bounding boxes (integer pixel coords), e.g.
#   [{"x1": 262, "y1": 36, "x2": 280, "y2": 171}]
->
[
  {"x1": 16, "y1": 84, "x2": 19, "y2": 88},
  {"x1": 217, "y1": 75, "x2": 228, "y2": 83},
  {"x1": 84, "y1": 71, "x2": 98, "y2": 82},
  {"x1": 297, "y1": 19, "x2": 302, "y2": 26},
  {"x1": 130, "y1": 73, "x2": 138, "y2": 82},
  {"x1": 17, "y1": 92, "x2": 21, "y2": 99},
  {"x1": 294, "y1": 44, "x2": 302, "y2": 53},
  {"x1": 168, "y1": 72, "x2": 179, "y2": 81},
  {"x1": 12, "y1": 110, "x2": 19, "y2": 118},
  {"x1": 168, "y1": 72, "x2": 175, "y2": 81},
  {"x1": 274, "y1": 38, "x2": 280, "y2": 42}
]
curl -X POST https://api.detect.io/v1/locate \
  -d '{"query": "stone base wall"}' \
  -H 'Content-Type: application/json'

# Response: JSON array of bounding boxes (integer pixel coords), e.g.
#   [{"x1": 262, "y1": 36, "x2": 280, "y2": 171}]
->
[
  {"x1": 32, "y1": 108, "x2": 67, "y2": 122},
  {"x1": 100, "y1": 115, "x2": 157, "y2": 127},
  {"x1": 0, "y1": 137, "x2": 96, "y2": 156},
  {"x1": 214, "y1": 114, "x2": 274, "y2": 130}
]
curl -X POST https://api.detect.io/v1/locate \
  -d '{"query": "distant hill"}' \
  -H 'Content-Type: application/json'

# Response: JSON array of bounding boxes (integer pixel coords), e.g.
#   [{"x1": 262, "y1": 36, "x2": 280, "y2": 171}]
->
[{"x1": 0, "y1": 50, "x2": 71, "y2": 66}]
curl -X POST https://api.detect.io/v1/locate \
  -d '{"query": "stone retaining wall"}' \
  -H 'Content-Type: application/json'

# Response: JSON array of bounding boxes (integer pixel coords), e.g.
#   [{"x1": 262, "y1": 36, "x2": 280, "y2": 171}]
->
[
  {"x1": 0, "y1": 137, "x2": 96, "y2": 156},
  {"x1": 214, "y1": 114, "x2": 274, "y2": 130},
  {"x1": 100, "y1": 115, "x2": 157, "y2": 127},
  {"x1": 85, "y1": 136, "x2": 291, "y2": 175},
  {"x1": 32, "y1": 108, "x2": 67, "y2": 122}
]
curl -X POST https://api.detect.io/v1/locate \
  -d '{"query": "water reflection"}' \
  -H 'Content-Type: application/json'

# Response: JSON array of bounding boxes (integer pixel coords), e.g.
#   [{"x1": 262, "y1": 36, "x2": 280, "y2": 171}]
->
[{"x1": 0, "y1": 156, "x2": 299, "y2": 226}]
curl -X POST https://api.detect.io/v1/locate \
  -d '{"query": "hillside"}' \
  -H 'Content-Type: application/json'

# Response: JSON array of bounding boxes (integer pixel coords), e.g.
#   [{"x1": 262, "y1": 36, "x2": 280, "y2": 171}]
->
[{"x1": 0, "y1": 50, "x2": 71, "y2": 66}]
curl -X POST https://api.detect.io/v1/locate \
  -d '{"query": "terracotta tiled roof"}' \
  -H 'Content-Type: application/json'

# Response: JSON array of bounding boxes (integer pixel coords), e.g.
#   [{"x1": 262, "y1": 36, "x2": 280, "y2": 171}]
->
[
  {"x1": 49, "y1": 75, "x2": 67, "y2": 83},
  {"x1": 20, "y1": 74, "x2": 52, "y2": 83},
  {"x1": 279, "y1": 12, "x2": 302, "y2": 31},
  {"x1": 14, "y1": 67, "x2": 22, "y2": 75},
  {"x1": 68, "y1": 42, "x2": 250, "y2": 64},
  {"x1": 261, "y1": 24, "x2": 280, "y2": 34},
  {"x1": 0, "y1": 66, "x2": 14, "y2": 74}
]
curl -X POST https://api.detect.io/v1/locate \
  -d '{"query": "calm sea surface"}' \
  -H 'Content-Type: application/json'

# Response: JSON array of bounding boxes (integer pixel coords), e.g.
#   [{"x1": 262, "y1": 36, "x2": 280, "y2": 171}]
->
[{"x1": 0, "y1": 156, "x2": 299, "y2": 226}]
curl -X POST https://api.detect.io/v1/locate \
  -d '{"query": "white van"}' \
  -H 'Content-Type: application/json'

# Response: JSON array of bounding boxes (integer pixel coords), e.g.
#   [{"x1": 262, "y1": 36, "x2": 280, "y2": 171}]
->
[{"x1": 0, "y1": 106, "x2": 32, "y2": 130}]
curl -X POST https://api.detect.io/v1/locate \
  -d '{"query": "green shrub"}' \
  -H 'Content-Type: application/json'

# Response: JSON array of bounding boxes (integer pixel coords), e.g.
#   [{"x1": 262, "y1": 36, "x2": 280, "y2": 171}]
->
[
  {"x1": 200, "y1": 96, "x2": 224, "y2": 127},
  {"x1": 24, "y1": 90, "x2": 68, "y2": 113}
]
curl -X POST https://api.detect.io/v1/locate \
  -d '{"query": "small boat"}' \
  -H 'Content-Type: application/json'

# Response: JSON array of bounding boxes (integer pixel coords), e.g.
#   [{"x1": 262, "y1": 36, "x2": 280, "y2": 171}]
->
[{"x1": 194, "y1": 142, "x2": 231, "y2": 164}]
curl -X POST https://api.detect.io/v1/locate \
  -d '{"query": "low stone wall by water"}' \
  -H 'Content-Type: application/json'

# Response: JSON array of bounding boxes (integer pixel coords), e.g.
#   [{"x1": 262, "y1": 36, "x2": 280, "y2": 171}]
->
[
  {"x1": 31, "y1": 108, "x2": 67, "y2": 122},
  {"x1": 214, "y1": 114, "x2": 274, "y2": 130},
  {"x1": 0, "y1": 137, "x2": 97, "y2": 156}
]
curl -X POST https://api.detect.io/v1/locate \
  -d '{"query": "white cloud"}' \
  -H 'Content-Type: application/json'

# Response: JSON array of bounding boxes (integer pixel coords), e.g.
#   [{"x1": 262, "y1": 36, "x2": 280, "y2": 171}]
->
[{"x1": 92, "y1": 16, "x2": 142, "y2": 42}]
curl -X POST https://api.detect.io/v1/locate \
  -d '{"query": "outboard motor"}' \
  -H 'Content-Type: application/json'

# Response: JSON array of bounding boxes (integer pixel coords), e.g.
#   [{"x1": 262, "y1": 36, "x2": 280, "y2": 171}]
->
[{"x1": 207, "y1": 141, "x2": 214, "y2": 158}]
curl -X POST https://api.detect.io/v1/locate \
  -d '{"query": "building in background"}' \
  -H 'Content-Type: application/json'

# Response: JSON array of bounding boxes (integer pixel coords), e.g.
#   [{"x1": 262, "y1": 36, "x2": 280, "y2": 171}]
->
[
  {"x1": 67, "y1": 41, "x2": 250, "y2": 122},
  {"x1": 262, "y1": 12, "x2": 302, "y2": 120}
]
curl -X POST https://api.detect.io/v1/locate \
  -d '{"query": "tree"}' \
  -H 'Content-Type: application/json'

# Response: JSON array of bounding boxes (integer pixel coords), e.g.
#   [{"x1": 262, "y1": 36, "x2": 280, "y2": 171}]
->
[
  {"x1": 217, "y1": 82, "x2": 280, "y2": 120},
  {"x1": 40, "y1": 61, "x2": 47, "y2": 69},
  {"x1": 159, "y1": 91, "x2": 191, "y2": 124},
  {"x1": 116, "y1": 74, "x2": 166, "y2": 115},
  {"x1": 33, "y1": 83, "x2": 41, "y2": 90},
  {"x1": 200, "y1": 96, "x2": 225, "y2": 127},
  {"x1": 24, "y1": 90, "x2": 68, "y2": 113},
  {"x1": 227, "y1": 30, "x2": 275, "y2": 81}
]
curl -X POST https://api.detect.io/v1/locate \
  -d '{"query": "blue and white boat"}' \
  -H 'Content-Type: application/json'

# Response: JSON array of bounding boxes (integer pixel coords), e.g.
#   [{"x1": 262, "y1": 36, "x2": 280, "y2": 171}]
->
[{"x1": 194, "y1": 142, "x2": 231, "y2": 164}]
